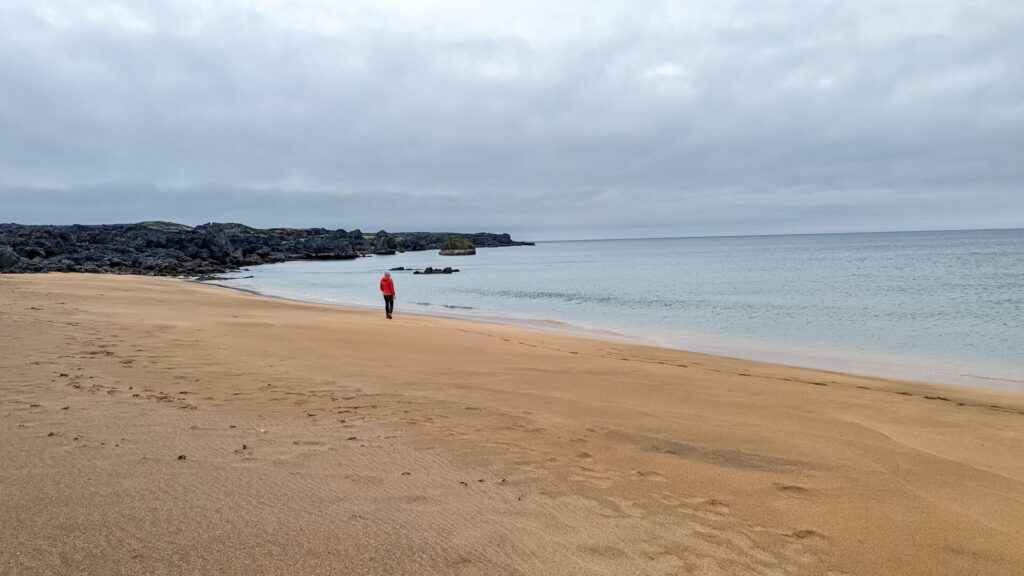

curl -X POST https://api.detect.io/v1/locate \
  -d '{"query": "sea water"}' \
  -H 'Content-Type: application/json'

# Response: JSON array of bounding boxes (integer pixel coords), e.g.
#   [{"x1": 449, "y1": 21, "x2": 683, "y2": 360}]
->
[{"x1": 215, "y1": 229, "x2": 1024, "y2": 389}]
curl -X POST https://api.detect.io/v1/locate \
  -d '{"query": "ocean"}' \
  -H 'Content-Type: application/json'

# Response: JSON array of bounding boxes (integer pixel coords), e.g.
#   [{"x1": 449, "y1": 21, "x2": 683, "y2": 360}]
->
[{"x1": 215, "y1": 229, "x2": 1024, "y2": 390}]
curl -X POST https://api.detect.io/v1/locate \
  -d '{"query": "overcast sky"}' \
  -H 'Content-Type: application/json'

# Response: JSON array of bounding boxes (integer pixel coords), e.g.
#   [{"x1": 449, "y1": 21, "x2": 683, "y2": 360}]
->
[{"x1": 1, "y1": 1, "x2": 1022, "y2": 239}]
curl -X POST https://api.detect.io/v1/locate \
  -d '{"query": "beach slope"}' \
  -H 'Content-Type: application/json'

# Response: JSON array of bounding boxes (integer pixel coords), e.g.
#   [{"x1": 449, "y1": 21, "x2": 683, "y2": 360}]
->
[{"x1": 2, "y1": 274, "x2": 1023, "y2": 575}]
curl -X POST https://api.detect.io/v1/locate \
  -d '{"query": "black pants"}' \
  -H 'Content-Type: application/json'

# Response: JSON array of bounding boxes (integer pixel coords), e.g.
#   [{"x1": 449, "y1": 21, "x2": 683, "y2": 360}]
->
[{"x1": 383, "y1": 295, "x2": 394, "y2": 316}]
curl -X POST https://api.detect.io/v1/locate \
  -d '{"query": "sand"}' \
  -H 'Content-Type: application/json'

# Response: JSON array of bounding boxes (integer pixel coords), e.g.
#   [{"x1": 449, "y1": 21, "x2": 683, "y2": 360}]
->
[{"x1": 2, "y1": 274, "x2": 1023, "y2": 576}]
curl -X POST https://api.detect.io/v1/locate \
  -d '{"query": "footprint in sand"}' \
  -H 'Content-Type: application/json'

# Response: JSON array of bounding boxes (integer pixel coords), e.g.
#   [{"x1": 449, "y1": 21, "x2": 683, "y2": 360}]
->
[
  {"x1": 703, "y1": 498, "x2": 728, "y2": 510},
  {"x1": 775, "y1": 483, "x2": 811, "y2": 497},
  {"x1": 788, "y1": 529, "x2": 826, "y2": 540}
]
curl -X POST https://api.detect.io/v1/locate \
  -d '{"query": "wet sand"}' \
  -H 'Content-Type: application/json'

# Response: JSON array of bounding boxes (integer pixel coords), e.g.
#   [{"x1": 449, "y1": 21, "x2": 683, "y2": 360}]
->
[{"x1": 2, "y1": 274, "x2": 1023, "y2": 575}]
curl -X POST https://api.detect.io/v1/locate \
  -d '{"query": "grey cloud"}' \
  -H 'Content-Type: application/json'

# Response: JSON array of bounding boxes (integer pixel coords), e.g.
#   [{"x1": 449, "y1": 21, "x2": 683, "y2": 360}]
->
[{"x1": 1, "y1": 1, "x2": 1022, "y2": 238}]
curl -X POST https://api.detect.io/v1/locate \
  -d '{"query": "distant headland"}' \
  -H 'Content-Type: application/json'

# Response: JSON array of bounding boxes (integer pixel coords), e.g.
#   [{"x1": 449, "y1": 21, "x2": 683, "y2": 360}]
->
[{"x1": 0, "y1": 222, "x2": 533, "y2": 277}]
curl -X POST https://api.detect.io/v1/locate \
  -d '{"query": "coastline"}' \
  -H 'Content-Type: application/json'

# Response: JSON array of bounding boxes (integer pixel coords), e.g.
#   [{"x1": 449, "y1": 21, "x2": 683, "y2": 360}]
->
[
  {"x1": 3, "y1": 273, "x2": 1024, "y2": 575},
  {"x1": 199, "y1": 278, "x2": 652, "y2": 345},
  {"x1": 202, "y1": 278, "x2": 1024, "y2": 392}
]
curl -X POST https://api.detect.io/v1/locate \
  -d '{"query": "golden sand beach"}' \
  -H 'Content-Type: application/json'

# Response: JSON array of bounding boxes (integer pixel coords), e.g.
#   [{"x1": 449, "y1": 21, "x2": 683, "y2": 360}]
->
[{"x1": 2, "y1": 274, "x2": 1023, "y2": 575}]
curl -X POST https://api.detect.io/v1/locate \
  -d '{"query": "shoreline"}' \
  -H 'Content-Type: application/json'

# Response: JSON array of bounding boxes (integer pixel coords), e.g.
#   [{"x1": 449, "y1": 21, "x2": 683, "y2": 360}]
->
[
  {"x1": 202, "y1": 278, "x2": 1024, "y2": 392},
  {"x1": 4, "y1": 273, "x2": 1024, "y2": 576},
  {"x1": 199, "y1": 278, "x2": 651, "y2": 343}
]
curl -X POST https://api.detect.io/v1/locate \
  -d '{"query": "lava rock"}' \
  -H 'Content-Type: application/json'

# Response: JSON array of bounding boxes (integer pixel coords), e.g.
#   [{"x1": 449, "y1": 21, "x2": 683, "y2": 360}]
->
[
  {"x1": 0, "y1": 245, "x2": 18, "y2": 269},
  {"x1": 0, "y1": 222, "x2": 528, "y2": 277},
  {"x1": 414, "y1": 266, "x2": 460, "y2": 275}
]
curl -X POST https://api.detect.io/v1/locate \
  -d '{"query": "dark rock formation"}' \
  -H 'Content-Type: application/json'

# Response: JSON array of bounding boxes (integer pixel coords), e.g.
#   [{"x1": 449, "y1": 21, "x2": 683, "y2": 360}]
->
[
  {"x1": 0, "y1": 222, "x2": 529, "y2": 277},
  {"x1": 370, "y1": 230, "x2": 397, "y2": 255},
  {"x1": 0, "y1": 222, "x2": 363, "y2": 276},
  {"x1": 413, "y1": 266, "x2": 459, "y2": 275},
  {"x1": 392, "y1": 232, "x2": 533, "y2": 251},
  {"x1": 0, "y1": 245, "x2": 18, "y2": 268}
]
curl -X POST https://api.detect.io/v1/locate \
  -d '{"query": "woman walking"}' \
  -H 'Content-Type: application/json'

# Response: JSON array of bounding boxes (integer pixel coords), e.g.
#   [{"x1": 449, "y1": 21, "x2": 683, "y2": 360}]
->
[{"x1": 380, "y1": 271, "x2": 396, "y2": 319}]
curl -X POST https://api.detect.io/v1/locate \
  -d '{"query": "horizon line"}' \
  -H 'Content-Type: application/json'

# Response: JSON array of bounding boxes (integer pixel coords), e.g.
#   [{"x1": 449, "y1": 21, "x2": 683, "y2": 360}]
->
[{"x1": 530, "y1": 226, "x2": 1024, "y2": 243}]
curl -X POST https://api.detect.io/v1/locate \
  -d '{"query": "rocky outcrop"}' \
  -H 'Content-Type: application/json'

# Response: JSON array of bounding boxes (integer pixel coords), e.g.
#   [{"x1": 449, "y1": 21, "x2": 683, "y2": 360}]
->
[
  {"x1": 0, "y1": 222, "x2": 530, "y2": 277},
  {"x1": 391, "y1": 232, "x2": 533, "y2": 252},
  {"x1": 413, "y1": 267, "x2": 459, "y2": 275},
  {"x1": 0, "y1": 245, "x2": 19, "y2": 268},
  {"x1": 0, "y1": 222, "x2": 363, "y2": 276},
  {"x1": 370, "y1": 230, "x2": 397, "y2": 255},
  {"x1": 438, "y1": 234, "x2": 477, "y2": 256}
]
